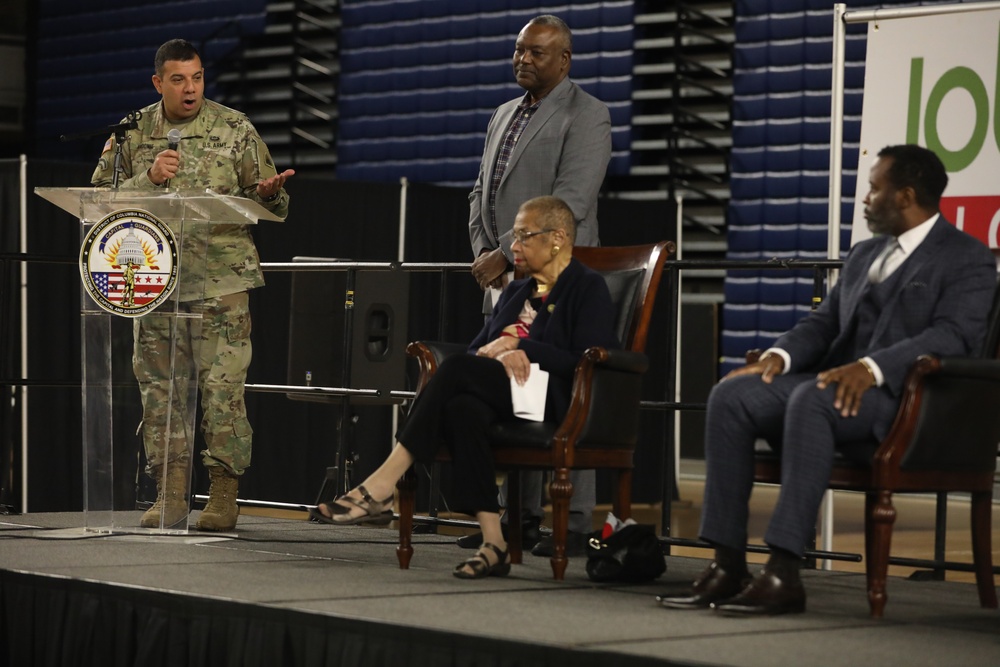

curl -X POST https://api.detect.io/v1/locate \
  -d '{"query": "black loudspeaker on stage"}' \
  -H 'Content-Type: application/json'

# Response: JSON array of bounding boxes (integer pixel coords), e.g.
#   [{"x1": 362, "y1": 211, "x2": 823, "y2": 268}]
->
[{"x1": 286, "y1": 258, "x2": 410, "y2": 404}]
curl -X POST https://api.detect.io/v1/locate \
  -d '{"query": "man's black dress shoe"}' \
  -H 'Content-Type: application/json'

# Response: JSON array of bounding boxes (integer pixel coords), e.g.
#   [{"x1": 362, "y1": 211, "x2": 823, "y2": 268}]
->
[
  {"x1": 656, "y1": 561, "x2": 751, "y2": 610},
  {"x1": 710, "y1": 570, "x2": 806, "y2": 616},
  {"x1": 530, "y1": 530, "x2": 588, "y2": 557},
  {"x1": 456, "y1": 517, "x2": 542, "y2": 550}
]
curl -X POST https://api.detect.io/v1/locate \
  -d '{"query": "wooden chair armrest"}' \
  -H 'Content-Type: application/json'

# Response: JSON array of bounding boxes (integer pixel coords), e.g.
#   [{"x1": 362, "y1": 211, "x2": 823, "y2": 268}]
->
[
  {"x1": 877, "y1": 355, "x2": 1000, "y2": 477},
  {"x1": 405, "y1": 341, "x2": 467, "y2": 393},
  {"x1": 552, "y1": 347, "x2": 649, "y2": 457}
]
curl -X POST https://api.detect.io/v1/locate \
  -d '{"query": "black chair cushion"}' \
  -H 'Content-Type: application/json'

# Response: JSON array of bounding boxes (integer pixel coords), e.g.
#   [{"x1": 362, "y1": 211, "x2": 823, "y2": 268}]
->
[{"x1": 488, "y1": 420, "x2": 558, "y2": 448}]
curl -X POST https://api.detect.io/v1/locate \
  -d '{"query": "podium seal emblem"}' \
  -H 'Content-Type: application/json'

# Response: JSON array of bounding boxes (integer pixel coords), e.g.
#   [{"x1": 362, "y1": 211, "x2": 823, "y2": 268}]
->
[{"x1": 80, "y1": 209, "x2": 178, "y2": 317}]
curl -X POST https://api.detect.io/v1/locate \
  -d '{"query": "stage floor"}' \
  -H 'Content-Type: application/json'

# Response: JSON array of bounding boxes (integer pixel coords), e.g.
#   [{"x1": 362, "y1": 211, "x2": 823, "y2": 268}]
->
[{"x1": 1, "y1": 511, "x2": 998, "y2": 667}]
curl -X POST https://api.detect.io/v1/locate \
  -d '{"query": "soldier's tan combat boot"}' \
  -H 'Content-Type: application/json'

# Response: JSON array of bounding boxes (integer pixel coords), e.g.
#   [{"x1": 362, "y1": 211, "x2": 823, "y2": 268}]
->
[
  {"x1": 140, "y1": 466, "x2": 190, "y2": 528},
  {"x1": 196, "y1": 467, "x2": 240, "y2": 531}
]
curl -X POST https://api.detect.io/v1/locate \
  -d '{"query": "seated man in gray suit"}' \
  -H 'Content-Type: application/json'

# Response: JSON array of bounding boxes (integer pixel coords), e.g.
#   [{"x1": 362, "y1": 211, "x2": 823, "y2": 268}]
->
[
  {"x1": 461, "y1": 14, "x2": 612, "y2": 557},
  {"x1": 658, "y1": 144, "x2": 997, "y2": 615}
]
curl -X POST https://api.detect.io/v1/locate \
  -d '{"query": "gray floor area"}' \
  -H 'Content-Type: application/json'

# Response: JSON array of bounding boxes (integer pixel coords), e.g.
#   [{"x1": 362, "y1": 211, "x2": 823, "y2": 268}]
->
[{"x1": 1, "y1": 512, "x2": 998, "y2": 667}]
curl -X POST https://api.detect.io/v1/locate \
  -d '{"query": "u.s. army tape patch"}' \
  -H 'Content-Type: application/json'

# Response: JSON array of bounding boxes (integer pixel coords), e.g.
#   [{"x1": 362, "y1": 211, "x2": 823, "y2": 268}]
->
[{"x1": 79, "y1": 209, "x2": 178, "y2": 317}]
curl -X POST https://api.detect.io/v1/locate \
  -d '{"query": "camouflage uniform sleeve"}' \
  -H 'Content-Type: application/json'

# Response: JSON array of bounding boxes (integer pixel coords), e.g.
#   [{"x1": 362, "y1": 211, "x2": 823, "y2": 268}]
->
[
  {"x1": 239, "y1": 121, "x2": 289, "y2": 220},
  {"x1": 90, "y1": 130, "x2": 159, "y2": 190}
]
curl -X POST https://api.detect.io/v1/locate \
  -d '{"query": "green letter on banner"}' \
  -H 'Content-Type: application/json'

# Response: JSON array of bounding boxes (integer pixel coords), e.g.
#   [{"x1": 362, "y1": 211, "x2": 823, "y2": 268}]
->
[
  {"x1": 906, "y1": 58, "x2": 923, "y2": 145},
  {"x1": 925, "y1": 66, "x2": 988, "y2": 172}
]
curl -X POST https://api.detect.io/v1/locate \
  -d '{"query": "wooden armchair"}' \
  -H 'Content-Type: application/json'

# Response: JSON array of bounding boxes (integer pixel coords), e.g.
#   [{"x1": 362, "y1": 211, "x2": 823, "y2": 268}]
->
[
  {"x1": 396, "y1": 241, "x2": 673, "y2": 580},
  {"x1": 751, "y1": 282, "x2": 1000, "y2": 617}
]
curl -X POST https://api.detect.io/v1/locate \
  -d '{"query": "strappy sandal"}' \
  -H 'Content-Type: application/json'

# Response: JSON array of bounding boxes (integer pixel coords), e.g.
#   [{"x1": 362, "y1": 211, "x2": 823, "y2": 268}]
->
[
  {"x1": 453, "y1": 542, "x2": 511, "y2": 579},
  {"x1": 308, "y1": 484, "x2": 394, "y2": 526}
]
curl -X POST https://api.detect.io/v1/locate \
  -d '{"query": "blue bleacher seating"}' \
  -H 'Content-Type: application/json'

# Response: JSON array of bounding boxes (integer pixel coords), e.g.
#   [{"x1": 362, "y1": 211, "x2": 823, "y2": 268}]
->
[
  {"x1": 736, "y1": 44, "x2": 768, "y2": 69},
  {"x1": 727, "y1": 225, "x2": 764, "y2": 252},
  {"x1": 730, "y1": 199, "x2": 765, "y2": 225},
  {"x1": 734, "y1": 69, "x2": 768, "y2": 96},
  {"x1": 735, "y1": 14, "x2": 769, "y2": 43},
  {"x1": 766, "y1": 67, "x2": 804, "y2": 93},
  {"x1": 802, "y1": 90, "x2": 830, "y2": 116},
  {"x1": 767, "y1": 12, "x2": 806, "y2": 40},
  {"x1": 804, "y1": 9, "x2": 832, "y2": 37},
  {"x1": 802, "y1": 36, "x2": 832, "y2": 64},
  {"x1": 574, "y1": 31, "x2": 602, "y2": 54},
  {"x1": 761, "y1": 226, "x2": 800, "y2": 252},
  {"x1": 724, "y1": 276, "x2": 762, "y2": 305},
  {"x1": 769, "y1": 39, "x2": 806, "y2": 67},
  {"x1": 732, "y1": 120, "x2": 767, "y2": 147},
  {"x1": 723, "y1": 304, "x2": 760, "y2": 331},
  {"x1": 800, "y1": 171, "x2": 828, "y2": 197},
  {"x1": 801, "y1": 118, "x2": 830, "y2": 144},
  {"x1": 758, "y1": 305, "x2": 801, "y2": 333},
  {"x1": 732, "y1": 94, "x2": 766, "y2": 122},
  {"x1": 763, "y1": 173, "x2": 801, "y2": 198},
  {"x1": 766, "y1": 92, "x2": 805, "y2": 119},
  {"x1": 569, "y1": 6, "x2": 603, "y2": 30},
  {"x1": 601, "y1": 26, "x2": 634, "y2": 52},
  {"x1": 572, "y1": 55, "x2": 600, "y2": 79},
  {"x1": 340, "y1": 4, "x2": 633, "y2": 186},
  {"x1": 730, "y1": 173, "x2": 764, "y2": 200},
  {"x1": 35, "y1": 0, "x2": 268, "y2": 158},
  {"x1": 800, "y1": 146, "x2": 828, "y2": 171},
  {"x1": 764, "y1": 146, "x2": 801, "y2": 171},
  {"x1": 765, "y1": 119, "x2": 803, "y2": 145}
]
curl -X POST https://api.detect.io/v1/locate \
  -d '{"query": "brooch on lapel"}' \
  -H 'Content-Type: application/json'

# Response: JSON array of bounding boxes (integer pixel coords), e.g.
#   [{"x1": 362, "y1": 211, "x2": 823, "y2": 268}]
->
[{"x1": 547, "y1": 303, "x2": 555, "y2": 313}]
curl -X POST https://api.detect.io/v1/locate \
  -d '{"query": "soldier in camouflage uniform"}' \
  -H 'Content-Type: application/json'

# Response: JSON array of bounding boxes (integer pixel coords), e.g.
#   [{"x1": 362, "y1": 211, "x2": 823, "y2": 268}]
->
[{"x1": 91, "y1": 39, "x2": 294, "y2": 531}]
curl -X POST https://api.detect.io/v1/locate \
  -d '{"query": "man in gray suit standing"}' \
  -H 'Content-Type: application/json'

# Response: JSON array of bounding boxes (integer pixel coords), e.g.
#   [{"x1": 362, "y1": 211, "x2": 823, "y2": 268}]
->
[
  {"x1": 658, "y1": 144, "x2": 997, "y2": 615},
  {"x1": 461, "y1": 14, "x2": 612, "y2": 557}
]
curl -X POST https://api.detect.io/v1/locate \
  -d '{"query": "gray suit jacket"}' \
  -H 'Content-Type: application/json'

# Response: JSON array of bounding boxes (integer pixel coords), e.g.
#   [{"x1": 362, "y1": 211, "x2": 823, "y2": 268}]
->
[
  {"x1": 776, "y1": 217, "x2": 998, "y2": 397},
  {"x1": 468, "y1": 77, "x2": 611, "y2": 261}
]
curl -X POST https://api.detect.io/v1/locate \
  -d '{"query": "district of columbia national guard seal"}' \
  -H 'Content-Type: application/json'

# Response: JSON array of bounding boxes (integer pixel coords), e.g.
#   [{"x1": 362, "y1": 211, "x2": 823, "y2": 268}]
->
[{"x1": 79, "y1": 209, "x2": 179, "y2": 317}]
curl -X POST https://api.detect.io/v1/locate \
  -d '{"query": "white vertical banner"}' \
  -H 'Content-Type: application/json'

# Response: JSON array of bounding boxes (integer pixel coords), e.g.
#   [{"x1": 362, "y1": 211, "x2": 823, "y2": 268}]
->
[{"x1": 853, "y1": 8, "x2": 1000, "y2": 247}]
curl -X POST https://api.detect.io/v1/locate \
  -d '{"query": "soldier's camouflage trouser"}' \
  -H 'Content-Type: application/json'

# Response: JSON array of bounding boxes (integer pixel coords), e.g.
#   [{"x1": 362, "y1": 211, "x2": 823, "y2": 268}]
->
[{"x1": 133, "y1": 291, "x2": 253, "y2": 476}]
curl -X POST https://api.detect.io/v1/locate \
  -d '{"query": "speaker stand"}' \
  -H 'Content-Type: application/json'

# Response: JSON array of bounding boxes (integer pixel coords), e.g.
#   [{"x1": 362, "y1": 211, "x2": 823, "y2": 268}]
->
[{"x1": 312, "y1": 404, "x2": 357, "y2": 506}]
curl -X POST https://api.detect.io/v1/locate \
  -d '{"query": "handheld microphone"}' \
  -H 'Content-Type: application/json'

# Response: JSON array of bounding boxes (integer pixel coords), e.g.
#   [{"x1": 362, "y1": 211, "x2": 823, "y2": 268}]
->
[{"x1": 164, "y1": 129, "x2": 182, "y2": 189}]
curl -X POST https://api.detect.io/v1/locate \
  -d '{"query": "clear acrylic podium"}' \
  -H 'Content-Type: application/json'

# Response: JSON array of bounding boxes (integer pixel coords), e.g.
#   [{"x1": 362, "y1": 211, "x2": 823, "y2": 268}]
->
[{"x1": 35, "y1": 187, "x2": 281, "y2": 534}]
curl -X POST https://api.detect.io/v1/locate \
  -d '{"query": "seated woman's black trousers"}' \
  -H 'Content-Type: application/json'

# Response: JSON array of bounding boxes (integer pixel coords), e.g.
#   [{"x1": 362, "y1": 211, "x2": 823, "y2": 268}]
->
[{"x1": 395, "y1": 353, "x2": 515, "y2": 516}]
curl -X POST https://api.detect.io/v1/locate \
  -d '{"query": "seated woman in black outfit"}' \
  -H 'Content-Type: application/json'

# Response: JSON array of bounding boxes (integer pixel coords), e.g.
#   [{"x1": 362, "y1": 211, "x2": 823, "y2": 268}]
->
[{"x1": 309, "y1": 195, "x2": 619, "y2": 578}]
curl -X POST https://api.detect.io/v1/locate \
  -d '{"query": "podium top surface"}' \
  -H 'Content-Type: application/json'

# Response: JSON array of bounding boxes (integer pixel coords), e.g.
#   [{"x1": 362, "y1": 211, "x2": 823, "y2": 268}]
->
[{"x1": 34, "y1": 187, "x2": 283, "y2": 224}]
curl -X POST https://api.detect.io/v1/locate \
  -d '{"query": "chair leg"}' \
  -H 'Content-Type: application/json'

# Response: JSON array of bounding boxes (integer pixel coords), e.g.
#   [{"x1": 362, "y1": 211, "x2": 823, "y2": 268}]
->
[
  {"x1": 866, "y1": 489, "x2": 897, "y2": 618},
  {"x1": 970, "y1": 490, "x2": 998, "y2": 609},
  {"x1": 548, "y1": 467, "x2": 573, "y2": 581},
  {"x1": 612, "y1": 469, "x2": 632, "y2": 521},
  {"x1": 396, "y1": 468, "x2": 416, "y2": 569},
  {"x1": 863, "y1": 492, "x2": 877, "y2": 571},
  {"x1": 508, "y1": 471, "x2": 523, "y2": 565}
]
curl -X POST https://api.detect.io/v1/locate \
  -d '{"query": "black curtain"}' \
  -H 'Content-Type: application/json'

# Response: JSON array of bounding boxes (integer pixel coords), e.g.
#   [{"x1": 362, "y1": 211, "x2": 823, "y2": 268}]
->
[
  {"x1": 0, "y1": 160, "x2": 23, "y2": 512},
  {"x1": 12, "y1": 168, "x2": 682, "y2": 511},
  {"x1": 22, "y1": 160, "x2": 95, "y2": 512},
  {"x1": 241, "y1": 177, "x2": 407, "y2": 505},
  {"x1": 242, "y1": 179, "x2": 482, "y2": 509}
]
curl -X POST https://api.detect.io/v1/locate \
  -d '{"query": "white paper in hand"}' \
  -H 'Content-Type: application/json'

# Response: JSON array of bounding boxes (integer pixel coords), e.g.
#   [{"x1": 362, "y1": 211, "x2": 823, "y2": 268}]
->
[{"x1": 510, "y1": 363, "x2": 548, "y2": 422}]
